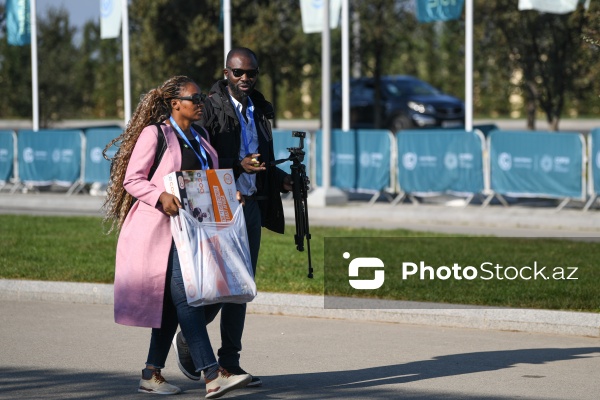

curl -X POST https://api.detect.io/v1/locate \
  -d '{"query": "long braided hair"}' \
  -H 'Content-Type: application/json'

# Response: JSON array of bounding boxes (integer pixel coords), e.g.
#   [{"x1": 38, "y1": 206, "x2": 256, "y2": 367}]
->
[{"x1": 102, "y1": 75, "x2": 195, "y2": 233}]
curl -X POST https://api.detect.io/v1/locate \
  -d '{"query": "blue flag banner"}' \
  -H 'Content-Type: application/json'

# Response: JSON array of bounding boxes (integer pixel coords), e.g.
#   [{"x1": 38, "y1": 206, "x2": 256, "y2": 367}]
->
[
  {"x1": 84, "y1": 128, "x2": 122, "y2": 184},
  {"x1": 315, "y1": 129, "x2": 393, "y2": 193},
  {"x1": 6, "y1": 0, "x2": 31, "y2": 46},
  {"x1": 271, "y1": 129, "x2": 312, "y2": 181},
  {"x1": 0, "y1": 131, "x2": 17, "y2": 184},
  {"x1": 488, "y1": 130, "x2": 585, "y2": 200},
  {"x1": 18, "y1": 130, "x2": 84, "y2": 186},
  {"x1": 416, "y1": 0, "x2": 465, "y2": 23},
  {"x1": 396, "y1": 129, "x2": 484, "y2": 195},
  {"x1": 587, "y1": 128, "x2": 600, "y2": 197}
]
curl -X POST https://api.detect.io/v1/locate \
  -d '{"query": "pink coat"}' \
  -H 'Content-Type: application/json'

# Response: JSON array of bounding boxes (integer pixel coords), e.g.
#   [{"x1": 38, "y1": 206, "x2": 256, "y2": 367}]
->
[{"x1": 114, "y1": 122, "x2": 218, "y2": 328}]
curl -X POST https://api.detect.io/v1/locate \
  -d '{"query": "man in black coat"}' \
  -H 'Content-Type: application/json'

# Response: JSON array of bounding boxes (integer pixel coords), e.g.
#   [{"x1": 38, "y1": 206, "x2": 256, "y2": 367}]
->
[{"x1": 172, "y1": 47, "x2": 292, "y2": 387}]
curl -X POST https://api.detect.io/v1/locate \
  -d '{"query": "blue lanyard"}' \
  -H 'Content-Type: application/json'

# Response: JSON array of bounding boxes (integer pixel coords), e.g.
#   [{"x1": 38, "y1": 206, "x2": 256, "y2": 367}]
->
[
  {"x1": 235, "y1": 100, "x2": 255, "y2": 156},
  {"x1": 169, "y1": 116, "x2": 209, "y2": 170}
]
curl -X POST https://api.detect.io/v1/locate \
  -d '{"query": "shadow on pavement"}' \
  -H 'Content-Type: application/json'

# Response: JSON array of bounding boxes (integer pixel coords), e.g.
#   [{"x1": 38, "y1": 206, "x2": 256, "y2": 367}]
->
[{"x1": 3, "y1": 347, "x2": 598, "y2": 399}]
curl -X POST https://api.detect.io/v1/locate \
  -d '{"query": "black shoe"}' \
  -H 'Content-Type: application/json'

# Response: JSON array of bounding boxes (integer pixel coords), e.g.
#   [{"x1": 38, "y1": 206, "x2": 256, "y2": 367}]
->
[
  {"x1": 172, "y1": 331, "x2": 201, "y2": 381},
  {"x1": 222, "y1": 365, "x2": 262, "y2": 388}
]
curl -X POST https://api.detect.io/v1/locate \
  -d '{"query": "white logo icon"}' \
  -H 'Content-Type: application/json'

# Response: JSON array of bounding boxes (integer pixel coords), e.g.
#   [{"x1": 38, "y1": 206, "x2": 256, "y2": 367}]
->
[
  {"x1": 540, "y1": 155, "x2": 553, "y2": 172},
  {"x1": 346, "y1": 252, "x2": 385, "y2": 290},
  {"x1": 402, "y1": 152, "x2": 417, "y2": 170},
  {"x1": 23, "y1": 147, "x2": 34, "y2": 163},
  {"x1": 90, "y1": 147, "x2": 103, "y2": 163},
  {"x1": 444, "y1": 152, "x2": 458, "y2": 170},
  {"x1": 498, "y1": 152, "x2": 512, "y2": 171}
]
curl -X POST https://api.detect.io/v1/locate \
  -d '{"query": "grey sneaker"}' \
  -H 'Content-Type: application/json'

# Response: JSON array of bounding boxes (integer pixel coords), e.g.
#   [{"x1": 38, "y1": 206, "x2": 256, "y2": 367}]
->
[
  {"x1": 222, "y1": 365, "x2": 262, "y2": 388},
  {"x1": 172, "y1": 331, "x2": 201, "y2": 381},
  {"x1": 138, "y1": 369, "x2": 181, "y2": 395},
  {"x1": 205, "y1": 368, "x2": 251, "y2": 399}
]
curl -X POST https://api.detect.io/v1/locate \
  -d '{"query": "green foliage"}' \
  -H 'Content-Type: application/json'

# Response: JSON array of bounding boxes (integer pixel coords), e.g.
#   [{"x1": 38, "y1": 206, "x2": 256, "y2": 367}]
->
[{"x1": 0, "y1": 1, "x2": 599, "y2": 124}]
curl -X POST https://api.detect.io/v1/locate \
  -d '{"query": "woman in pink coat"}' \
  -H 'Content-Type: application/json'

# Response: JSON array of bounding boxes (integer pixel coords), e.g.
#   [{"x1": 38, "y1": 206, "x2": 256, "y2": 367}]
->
[{"x1": 103, "y1": 76, "x2": 251, "y2": 398}]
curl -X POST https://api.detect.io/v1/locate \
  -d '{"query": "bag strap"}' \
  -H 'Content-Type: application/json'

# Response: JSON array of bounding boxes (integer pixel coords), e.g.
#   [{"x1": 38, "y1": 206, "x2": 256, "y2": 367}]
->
[{"x1": 148, "y1": 123, "x2": 167, "y2": 180}]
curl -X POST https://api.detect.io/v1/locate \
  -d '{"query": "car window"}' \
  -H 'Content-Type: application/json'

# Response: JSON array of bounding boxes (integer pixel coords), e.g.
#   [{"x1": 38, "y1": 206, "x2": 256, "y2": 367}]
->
[{"x1": 387, "y1": 80, "x2": 441, "y2": 97}]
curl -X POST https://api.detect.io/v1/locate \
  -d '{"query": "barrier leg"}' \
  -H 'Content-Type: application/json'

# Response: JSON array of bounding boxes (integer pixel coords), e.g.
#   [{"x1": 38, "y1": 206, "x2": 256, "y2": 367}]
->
[
  {"x1": 391, "y1": 192, "x2": 405, "y2": 206},
  {"x1": 583, "y1": 195, "x2": 597, "y2": 212},
  {"x1": 555, "y1": 197, "x2": 571, "y2": 211}
]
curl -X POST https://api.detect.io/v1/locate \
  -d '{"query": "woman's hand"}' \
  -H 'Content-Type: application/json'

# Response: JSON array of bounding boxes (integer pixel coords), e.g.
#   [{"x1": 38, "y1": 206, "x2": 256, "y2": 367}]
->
[
  {"x1": 236, "y1": 190, "x2": 246, "y2": 206},
  {"x1": 159, "y1": 192, "x2": 182, "y2": 216}
]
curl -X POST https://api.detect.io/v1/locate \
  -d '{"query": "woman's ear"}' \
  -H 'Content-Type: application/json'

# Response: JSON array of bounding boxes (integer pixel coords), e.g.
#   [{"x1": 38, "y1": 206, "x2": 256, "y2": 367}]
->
[{"x1": 171, "y1": 99, "x2": 179, "y2": 110}]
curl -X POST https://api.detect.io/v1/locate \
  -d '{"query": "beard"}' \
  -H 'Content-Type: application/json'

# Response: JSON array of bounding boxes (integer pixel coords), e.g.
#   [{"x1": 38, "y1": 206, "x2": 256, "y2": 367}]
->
[{"x1": 227, "y1": 79, "x2": 254, "y2": 101}]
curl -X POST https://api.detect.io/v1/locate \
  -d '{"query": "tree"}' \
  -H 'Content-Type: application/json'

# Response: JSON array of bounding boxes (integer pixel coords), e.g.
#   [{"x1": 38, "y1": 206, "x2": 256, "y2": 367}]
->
[
  {"x1": 77, "y1": 20, "x2": 123, "y2": 118},
  {"x1": 485, "y1": 1, "x2": 591, "y2": 130},
  {"x1": 37, "y1": 7, "x2": 80, "y2": 126},
  {"x1": 129, "y1": 0, "x2": 223, "y2": 105},
  {"x1": 351, "y1": 0, "x2": 415, "y2": 129},
  {"x1": 0, "y1": 4, "x2": 32, "y2": 119}
]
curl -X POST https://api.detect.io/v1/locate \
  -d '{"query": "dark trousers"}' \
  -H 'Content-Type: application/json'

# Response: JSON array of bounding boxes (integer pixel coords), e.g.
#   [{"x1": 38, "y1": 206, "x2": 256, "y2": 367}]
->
[{"x1": 204, "y1": 199, "x2": 261, "y2": 367}]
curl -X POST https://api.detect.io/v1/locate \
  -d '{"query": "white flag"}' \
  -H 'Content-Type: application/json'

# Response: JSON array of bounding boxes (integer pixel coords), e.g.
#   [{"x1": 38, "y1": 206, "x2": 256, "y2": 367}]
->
[
  {"x1": 300, "y1": 0, "x2": 342, "y2": 34},
  {"x1": 101, "y1": 0, "x2": 122, "y2": 39},
  {"x1": 518, "y1": 0, "x2": 579, "y2": 14}
]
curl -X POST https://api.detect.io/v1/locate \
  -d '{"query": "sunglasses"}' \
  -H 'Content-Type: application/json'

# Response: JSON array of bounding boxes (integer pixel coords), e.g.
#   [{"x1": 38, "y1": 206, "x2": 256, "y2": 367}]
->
[
  {"x1": 176, "y1": 93, "x2": 206, "y2": 105},
  {"x1": 227, "y1": 67, "x2": 259, "y2": 78}
]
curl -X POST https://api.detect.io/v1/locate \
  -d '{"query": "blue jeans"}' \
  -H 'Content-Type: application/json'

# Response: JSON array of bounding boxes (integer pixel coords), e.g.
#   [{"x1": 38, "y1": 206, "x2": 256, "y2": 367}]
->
[
  {"x1": 203, "y1": 198, "x2": 262, "y2": 368},
  {"x1": 145, "y1": 242, "x2": 218, "y2": 372}
]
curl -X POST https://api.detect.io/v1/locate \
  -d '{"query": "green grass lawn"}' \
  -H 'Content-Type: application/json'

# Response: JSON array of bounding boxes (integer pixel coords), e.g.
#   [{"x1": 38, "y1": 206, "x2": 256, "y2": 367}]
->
[{"x1": 1, "y1": 215, "x2": 598, "y2": 312}]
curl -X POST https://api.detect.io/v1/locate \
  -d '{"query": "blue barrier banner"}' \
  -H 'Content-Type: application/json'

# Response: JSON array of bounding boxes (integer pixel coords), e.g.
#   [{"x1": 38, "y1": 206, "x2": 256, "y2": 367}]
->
[
  {"x1": 18, "y1": 130, "x2": 83, "y2": 186},
  {"x1": 396, "y1": 129, "x2": 484, "y2": 195},
  {"x1": 85, "y1": 127, "x2": 121, "y2": 184},
  {"x1": 272, "y1": 129, "x2": 311, "y2": 179},
  {"x1": 588, "y1": 128, "x2": 600, "y2": 196},
  {"x1": 315, "y1": 129, "x2": 392, "y2": 192},
  {"x1": 0, "y1": 131, "x2": 16, "y2": 183},
  {"x1": 489, "y1": 130, "x2": 585, "y2": 199}
]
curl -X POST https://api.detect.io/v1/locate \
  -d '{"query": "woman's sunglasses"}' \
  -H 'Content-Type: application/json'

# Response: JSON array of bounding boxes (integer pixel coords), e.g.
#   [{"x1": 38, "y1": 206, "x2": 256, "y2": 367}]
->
[
  {"x1": 227, "y1": 67, "x2": 259, "y2": 78},
  {"x1": 176, "y1": 93, "x2": 206, "y2": 105}
]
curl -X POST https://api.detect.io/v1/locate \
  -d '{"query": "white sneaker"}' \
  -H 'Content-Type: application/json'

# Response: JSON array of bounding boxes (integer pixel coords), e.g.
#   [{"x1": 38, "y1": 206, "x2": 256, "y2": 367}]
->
[
  {"x1": 138, "y1": 369, "x2": 181, "y2": 395},
  {"x1": 205, "y1": 368, "x2": 251, "y2": 399}
]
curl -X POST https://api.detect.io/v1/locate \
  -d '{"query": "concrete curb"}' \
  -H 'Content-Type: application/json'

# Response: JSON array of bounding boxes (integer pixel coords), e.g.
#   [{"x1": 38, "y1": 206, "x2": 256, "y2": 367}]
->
[{"x1": 2, "y1": 279, "x2": 598, "y2": 338}]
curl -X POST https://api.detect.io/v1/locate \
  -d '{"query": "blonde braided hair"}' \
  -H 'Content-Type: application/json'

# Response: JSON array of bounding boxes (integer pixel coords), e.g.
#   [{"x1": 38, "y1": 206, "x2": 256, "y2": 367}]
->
[{"x1": 102, "y1": 75, "x2": 195, "y2": 233}]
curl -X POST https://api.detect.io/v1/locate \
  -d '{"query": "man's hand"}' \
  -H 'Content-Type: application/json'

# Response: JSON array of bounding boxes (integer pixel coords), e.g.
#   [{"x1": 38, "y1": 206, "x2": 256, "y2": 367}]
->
[
  {"x1": 241, "y1": 153, "x2": 266, "y2": 174},
  {"x1": 159, "y1": 192, "x2": 182, "y2": 216}
]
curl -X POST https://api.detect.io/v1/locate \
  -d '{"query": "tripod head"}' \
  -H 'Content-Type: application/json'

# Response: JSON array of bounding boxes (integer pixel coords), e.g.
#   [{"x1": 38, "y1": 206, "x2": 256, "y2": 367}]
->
[{"x1": 287, "y1": 131, "x2": 306, "y2": 163}]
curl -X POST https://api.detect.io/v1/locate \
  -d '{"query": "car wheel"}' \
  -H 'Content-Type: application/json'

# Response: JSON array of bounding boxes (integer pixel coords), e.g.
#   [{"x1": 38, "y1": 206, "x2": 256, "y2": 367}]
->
[{"x1": 390, "y1": 115, "x2": 413, "y2": 133}]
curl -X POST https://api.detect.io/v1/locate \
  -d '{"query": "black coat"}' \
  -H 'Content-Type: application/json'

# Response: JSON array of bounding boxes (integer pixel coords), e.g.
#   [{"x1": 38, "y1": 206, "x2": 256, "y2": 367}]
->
[{"x1": 197, "y1": 79, "x2": 287, "y2": 234}]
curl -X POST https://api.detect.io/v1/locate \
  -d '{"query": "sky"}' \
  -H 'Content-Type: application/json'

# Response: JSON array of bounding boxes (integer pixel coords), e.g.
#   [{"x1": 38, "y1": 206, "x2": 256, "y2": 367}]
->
[{"x1": 37, "y1": 0, "x2": 101, "y2": 28}]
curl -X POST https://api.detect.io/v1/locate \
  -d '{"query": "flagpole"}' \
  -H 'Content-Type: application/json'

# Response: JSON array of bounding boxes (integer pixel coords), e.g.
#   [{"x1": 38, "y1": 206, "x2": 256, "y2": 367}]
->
[
  {"x1": 341, "y1": 0, "x2": 350, "y2": 131},
  {"x1": 30, "y1": 0, "x2": 39, "y2": 131},
  {"x1": 121, "y1": 0, "x2": 131, "y2": 125},
  {"x1": 223, "y1": 0, "x2": 231, "y2": 66},
  {"x1": 465, "y1": 0, "x2": 473, "y2": 131}
]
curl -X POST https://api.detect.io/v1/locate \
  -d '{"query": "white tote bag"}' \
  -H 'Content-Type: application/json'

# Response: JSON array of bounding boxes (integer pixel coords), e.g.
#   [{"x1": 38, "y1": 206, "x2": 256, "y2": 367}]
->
[{"x1": 171, "y1": 206, "x2": 256, "y2": 306}]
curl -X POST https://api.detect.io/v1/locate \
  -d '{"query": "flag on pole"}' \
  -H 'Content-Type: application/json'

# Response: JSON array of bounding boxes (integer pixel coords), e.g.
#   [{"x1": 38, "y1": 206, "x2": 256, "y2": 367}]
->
[
  {"x1": 416, "y1": 0, "x2": 465, "y2": 23},
  {"x1": 300, "y1": 0, "x2": 342, "y2": 34},
  {"x1": 6, "y1": 0, "x2": 31, "y2": 46},
  {"x1": 101, "y1": 0, "x2": 122, "y2": 39},
  {"x1": 518, "y1": 0, "x2": 580, "y2": 14}
]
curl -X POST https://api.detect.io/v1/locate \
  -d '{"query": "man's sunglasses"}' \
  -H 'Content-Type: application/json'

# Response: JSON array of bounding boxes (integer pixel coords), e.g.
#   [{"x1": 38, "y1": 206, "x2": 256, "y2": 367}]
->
[
  {"x1": 176, "y1": 93, "x2": 206, "y2": 105},
  {"x1": 227, "y1": 67, "x2": 259, "y2": 78}
]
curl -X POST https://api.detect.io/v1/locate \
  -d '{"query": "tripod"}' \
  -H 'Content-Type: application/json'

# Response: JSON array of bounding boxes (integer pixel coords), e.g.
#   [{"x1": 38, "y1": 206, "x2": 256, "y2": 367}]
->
[{"x1": 272, "y1": 131, "x2": 313, "y2": 279}]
